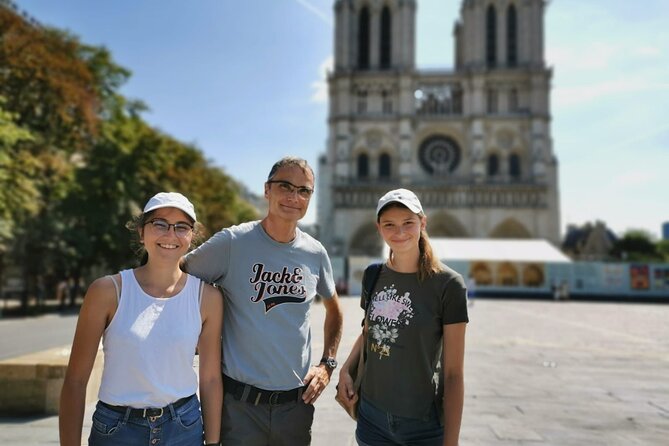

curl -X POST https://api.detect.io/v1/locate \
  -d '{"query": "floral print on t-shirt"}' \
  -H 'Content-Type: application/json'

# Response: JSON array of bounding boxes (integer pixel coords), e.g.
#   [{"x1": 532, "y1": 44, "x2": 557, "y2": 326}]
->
[{"x1": 368, "y1": 284, "x2": 415, "y2": 359}]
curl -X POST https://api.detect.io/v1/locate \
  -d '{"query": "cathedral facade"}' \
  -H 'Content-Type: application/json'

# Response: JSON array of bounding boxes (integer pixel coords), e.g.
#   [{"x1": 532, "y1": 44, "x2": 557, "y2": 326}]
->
[{"x1": 317, "y1": 0, "x2": 560, "y2": 257}]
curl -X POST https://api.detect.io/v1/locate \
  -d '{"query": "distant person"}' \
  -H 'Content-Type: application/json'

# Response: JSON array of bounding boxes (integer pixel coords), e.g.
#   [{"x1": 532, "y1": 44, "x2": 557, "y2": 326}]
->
[
  {"x1": 67, "y1": 277, "x2": 79, "y2": 307},
  {"x1": 56, "y1": 278, "x2": 70, "y2": 310},
  {"x1": 336, "y1": 188, "x2": 469, "y2": 446},
  {"x1": 560, "y1": 280, "x2": 570, "y2": 301},
  {"x1": 467, "y1": 274, "x2": 477, "y2": 307},
  {"x1": 35, "y1": 276, "x2": 46, "y2": 308},
  {"x1": 182, "y1": 156, "x2": 343, "y2": 445},
  {"x1": 60, "y1": 192, "x2": 223, "y2": 446},
  {"x1": 336, "y1": 276, "x2": 349, "y2": 296},
  {"x1": 552, "y1": 279, "x2": 560, "y2": 301}
]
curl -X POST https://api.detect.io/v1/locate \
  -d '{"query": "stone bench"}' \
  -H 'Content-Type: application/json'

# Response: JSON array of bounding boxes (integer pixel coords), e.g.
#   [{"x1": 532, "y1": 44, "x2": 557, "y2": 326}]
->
[{"x1": 0, "y1": 345, "x2": 103, "y2": 415}]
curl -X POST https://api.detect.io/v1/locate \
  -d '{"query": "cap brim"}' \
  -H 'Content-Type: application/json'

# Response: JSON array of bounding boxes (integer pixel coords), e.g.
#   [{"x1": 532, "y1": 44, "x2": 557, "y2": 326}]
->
[
  {"x1": 376, "y1": 199, "x2": 423, "y2": 216},
  {"x1": 144, "y1": 204, "x2": 196, "y2": 222}
]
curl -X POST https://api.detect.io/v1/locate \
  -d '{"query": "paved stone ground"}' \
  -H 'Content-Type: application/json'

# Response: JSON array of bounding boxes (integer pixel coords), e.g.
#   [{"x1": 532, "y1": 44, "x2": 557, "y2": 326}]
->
[{"x1": 1, "y1": 297, "x2": 668, "y2": 445}]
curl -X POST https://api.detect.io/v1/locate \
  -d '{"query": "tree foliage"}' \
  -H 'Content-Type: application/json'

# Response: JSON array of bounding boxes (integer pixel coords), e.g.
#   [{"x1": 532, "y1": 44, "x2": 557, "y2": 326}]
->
[
  {"x1": 0, "y1": 5, "x2": 258, "y2": 306},
  {"x1": 657, "y1": 240, "x2": 669, "y2": 262},
  {"x1": 611, "y1": 229, "x2": 663, "y2": 262},
  {"x1": 0, "y1": 96, "x2": 36, "y2": 248}
]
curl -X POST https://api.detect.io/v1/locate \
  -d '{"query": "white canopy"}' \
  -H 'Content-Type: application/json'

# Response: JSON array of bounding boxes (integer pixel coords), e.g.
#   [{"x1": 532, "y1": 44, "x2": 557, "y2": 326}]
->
[{"x1": 416, "y1": 238, "x2": 571, "y2": 263}]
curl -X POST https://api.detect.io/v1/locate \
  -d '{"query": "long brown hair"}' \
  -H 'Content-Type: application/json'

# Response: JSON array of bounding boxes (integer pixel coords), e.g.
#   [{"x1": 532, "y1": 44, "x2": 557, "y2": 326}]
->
[{"x1": 378, "y1": 202, "x2": 443, "y2": 281}]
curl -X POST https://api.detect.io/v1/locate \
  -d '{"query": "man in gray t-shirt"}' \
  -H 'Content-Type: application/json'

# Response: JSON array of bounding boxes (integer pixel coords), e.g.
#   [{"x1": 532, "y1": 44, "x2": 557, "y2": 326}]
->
[{"x1": 183, "y1": 156, "x2": 343, "y2": 446}]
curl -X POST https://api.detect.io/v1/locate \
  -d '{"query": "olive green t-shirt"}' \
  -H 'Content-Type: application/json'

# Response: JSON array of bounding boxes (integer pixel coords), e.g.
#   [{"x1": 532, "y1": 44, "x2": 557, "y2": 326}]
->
[{"x1": 361, "y1": 264, "x2": 468, "y2": 419}]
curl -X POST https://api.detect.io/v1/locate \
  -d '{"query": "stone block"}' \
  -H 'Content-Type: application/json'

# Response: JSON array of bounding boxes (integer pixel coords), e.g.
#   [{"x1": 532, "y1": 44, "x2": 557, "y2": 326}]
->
[{"x1": 0, "y1": 345, "x2": 103, "y2": 416}]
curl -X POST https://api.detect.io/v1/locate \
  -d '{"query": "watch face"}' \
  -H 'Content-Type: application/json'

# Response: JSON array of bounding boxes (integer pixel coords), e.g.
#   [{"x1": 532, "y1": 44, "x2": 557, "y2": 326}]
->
[{"x1": 323, "y1": 357, "x2": 338, "y2": 369}]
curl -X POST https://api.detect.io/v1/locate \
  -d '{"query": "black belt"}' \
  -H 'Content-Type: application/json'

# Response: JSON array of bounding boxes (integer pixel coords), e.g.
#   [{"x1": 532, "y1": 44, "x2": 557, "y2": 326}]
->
[
  {"x1": 99, "y1": 394, "x2": 195, "y2": 419},
  {"x1": 223, "y1": 374, "x2": 305, "y2": 405}
]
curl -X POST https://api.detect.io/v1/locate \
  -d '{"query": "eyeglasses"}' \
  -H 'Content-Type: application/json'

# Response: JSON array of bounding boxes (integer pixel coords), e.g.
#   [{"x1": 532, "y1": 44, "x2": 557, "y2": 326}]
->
[
  {"x1": 146, "y1": 219, "x2": 193, "y2": 237},
  {"x1": 266, "y1": 180, "x2": 314, "y2": 199}
]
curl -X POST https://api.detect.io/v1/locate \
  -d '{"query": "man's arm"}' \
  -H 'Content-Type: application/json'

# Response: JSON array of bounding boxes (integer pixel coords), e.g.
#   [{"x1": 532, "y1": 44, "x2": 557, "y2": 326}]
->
[
  {"x1": 321, "y1": 292, "x2": 343, "y2": 359},
  {"x1": 302, "y1": 292, "x2": 343, "y2": 404},
  {"x1": 181, "y1": 229, "x2": 230, "y2": 284}
]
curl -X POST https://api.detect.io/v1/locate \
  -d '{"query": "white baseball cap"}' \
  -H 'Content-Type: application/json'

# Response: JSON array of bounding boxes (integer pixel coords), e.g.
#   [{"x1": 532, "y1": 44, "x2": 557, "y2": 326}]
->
[
  {"x1": 376, "y1": 189, "x2": 424, "y2": 216},
  {"x1": 143, "y1": 192, "x2": 197, "y2": 222}
]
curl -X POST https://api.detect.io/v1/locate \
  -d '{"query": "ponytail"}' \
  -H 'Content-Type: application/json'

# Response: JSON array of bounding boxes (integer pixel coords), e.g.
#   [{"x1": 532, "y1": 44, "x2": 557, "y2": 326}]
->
[{"x1": 417, "y1": 227, "x2": 443, "y2": 281}]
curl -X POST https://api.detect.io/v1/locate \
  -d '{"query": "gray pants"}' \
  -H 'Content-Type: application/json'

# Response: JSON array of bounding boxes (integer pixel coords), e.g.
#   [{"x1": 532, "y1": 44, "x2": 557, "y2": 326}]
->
[{"x1": 221, "y1": 392, "x2": 314, "y2": 446}]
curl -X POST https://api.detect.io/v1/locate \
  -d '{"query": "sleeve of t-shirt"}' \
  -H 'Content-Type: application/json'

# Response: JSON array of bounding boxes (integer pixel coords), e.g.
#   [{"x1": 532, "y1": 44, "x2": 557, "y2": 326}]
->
[
  {"x1": 316, "y1": 246, "x2": 336, "y2": 299},
  {"x1": 182, "y1": 228, "x2": 231, "y2": 286},
  {"x1": 441, "y1": 274, "x2": 469, "y2": 325}
]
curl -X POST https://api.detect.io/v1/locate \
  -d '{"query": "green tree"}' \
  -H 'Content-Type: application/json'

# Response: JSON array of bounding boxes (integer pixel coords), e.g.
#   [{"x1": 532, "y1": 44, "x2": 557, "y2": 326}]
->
[
  {"x1": 0, "y1": 9, "x2": 101, "y2": 151},
  {"x1": 58, "y1": 114, "x2": 257, "y2": 278},
  {"x1": 0, "y1": 96, "x2": 36, "y2": 241},
  {"x1": 656, "y1": 240, "x2": 669, "y2": 262},
  {"x1": 0, "y1": 96, "x2": 36, "y2": 297},
  {"x1": 1, "y1": 5, "x2": 257, "y2": 311},
  {"x1": 612, "y1": 229, "x2": 662, "y2": 262}
]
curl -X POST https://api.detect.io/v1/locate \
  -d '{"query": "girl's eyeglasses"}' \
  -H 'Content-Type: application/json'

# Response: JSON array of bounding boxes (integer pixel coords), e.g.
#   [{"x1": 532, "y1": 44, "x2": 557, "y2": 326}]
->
[{"x1": 146, "y1": 219, "x2": 193, "y2": 237}]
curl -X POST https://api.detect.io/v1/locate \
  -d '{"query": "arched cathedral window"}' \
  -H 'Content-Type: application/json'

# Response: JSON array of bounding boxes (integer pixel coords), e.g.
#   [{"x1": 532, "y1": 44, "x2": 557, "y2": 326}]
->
[
  {"x1": 509, "y1": 153, "x2": 521, "y2": 179},
  {"x1": 487, "y1": 154, "x2": 499, "y2": 177},
  {"x1": 509, "y1": 88, "x2": 519, "y2": 112},
  {"x1": 379, "y1": 153, "x2": 391, "y2": 179},
  {"x1": 357, "y1": 153, "x2": 369, "y2": 179},
  {"x1": 382, "y1": 90, "x2": 392, "y2": 114},
  {"x1": 358, "y1": 7, "x2": 370, "y2": 69},
  {"x1": 507, "y1": 5, "x2": 518, "y2": 67},
  {"x1": 380, "y1": 6, "x2": 392, "y2": 69},
  {"x1": 486, "y1": 5, "x2": 497, "y2": 68},
  {"x1": 357, "y1": 90, "x2": 367, "y2": 114},
  {"x1": 487, "y1": 88, "x2": 498, "y2": 114}
]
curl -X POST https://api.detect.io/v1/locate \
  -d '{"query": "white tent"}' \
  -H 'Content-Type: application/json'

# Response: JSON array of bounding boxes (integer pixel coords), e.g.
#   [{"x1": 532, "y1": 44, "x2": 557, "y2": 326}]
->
[
  {"x1": 427, "y1": 238, "x2": 572, "y2": 263},
  {"x1": 351, "y1": 239, "x2": 571, "y2": 295}
]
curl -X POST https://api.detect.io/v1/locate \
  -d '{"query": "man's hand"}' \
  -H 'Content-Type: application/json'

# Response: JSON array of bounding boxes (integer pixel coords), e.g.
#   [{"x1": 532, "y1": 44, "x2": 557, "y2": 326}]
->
[{"x1": 302, "y1": 364, "x2": 331, "y2": 404}]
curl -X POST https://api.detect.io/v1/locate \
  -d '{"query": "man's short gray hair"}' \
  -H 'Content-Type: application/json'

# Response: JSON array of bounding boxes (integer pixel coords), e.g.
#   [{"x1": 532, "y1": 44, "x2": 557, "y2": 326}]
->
[{"x1": 266, "y1": 156, "x2": 315, "y2": 181}]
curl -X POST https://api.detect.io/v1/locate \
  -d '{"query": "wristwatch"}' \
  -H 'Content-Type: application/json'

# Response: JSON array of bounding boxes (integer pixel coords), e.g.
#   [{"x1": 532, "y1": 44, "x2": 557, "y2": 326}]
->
[{"x1": 320, "y1": 356, "x2": 338, "y2": 370}]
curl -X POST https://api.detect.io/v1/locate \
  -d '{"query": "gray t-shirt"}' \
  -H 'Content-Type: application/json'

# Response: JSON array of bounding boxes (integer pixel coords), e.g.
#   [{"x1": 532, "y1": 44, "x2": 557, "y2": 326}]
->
[
  {"x1": 183, "y1": 221, "x2": 335, "y2": 390},
  {"x1": 361, "y1": 264, "x2": 468, "y2": 419}
]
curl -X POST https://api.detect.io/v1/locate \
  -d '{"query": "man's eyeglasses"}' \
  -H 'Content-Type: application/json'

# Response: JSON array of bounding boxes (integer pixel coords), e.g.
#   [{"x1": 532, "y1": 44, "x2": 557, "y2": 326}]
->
[
  {"x1": 146, "y1": 219, "x2": 193, "y2": 237},
  {"x1": 266, "y1": 180, "x2": 314, "y2": 199}
]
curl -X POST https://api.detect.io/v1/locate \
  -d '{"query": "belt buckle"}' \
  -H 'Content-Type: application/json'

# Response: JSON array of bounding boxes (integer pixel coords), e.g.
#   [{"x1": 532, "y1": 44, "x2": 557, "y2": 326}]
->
[
  {"x1": 268, "y1": 392, "x2": 281, "y2": 406},
  {"x1": 144, "y1": 407, "x2": 164, "y2": 422}
]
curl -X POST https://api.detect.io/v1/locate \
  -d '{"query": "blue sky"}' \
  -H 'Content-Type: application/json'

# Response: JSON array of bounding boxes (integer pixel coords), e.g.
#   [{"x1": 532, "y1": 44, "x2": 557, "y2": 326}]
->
[{"x1": 14, "y1": 0, "x2": 669, "y2": 239}]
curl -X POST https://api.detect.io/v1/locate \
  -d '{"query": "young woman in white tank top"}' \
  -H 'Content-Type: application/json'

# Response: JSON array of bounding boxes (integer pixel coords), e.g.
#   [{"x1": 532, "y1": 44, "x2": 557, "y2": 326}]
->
[{"x1": 59, "y1": 192, "x2": 223, "y2": 446}]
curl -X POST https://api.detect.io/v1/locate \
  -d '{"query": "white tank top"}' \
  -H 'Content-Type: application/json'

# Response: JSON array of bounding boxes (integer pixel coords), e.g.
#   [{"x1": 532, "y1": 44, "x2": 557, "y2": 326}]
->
[{"x1": 98, "y1": 269, "x2": 202, "y2": 407}]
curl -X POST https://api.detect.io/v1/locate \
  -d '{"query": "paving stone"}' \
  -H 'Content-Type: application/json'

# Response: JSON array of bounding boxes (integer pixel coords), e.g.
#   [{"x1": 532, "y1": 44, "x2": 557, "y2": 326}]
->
[{"x1": 1, "y1": 298, "x2": 668, "y2": 445}]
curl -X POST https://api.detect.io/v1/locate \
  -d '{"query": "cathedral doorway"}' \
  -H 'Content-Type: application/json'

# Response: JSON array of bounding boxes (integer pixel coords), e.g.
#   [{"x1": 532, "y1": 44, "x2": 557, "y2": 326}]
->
[
  {"x1": 428, "y1": 213, "x2": 468, "y2": 237},
  {"x1": 349, "y1": 223, "x2": 383, "y2": 256},
  {"x1": 489, "y1": 218, "x2": 532, "y2": 238}
]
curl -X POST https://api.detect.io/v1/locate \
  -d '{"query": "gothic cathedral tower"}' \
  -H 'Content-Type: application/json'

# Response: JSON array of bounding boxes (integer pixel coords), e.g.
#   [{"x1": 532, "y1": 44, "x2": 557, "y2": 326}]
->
[{"x1": 318, "y1": 0, "x2": 559, "y2": 257}]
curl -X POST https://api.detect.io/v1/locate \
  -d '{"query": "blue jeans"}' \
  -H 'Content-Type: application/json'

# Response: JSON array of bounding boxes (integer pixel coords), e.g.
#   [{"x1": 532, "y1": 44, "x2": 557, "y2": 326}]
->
[
  {"x1": 88, "y1": 395, "x2": 203, "y2": 446},
  {"x1": 356, "y1": 397, "x2": 443, "y2": 446}
]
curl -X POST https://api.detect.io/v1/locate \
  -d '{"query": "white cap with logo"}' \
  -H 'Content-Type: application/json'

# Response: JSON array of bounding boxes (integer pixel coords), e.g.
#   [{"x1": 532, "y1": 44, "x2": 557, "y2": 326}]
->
[
  {"x1": 143, "y1": 192, "x2": 197, "y2": 222},
  {"x1": 376, "y1": 188, "x2": 424, "y2": 216}
]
